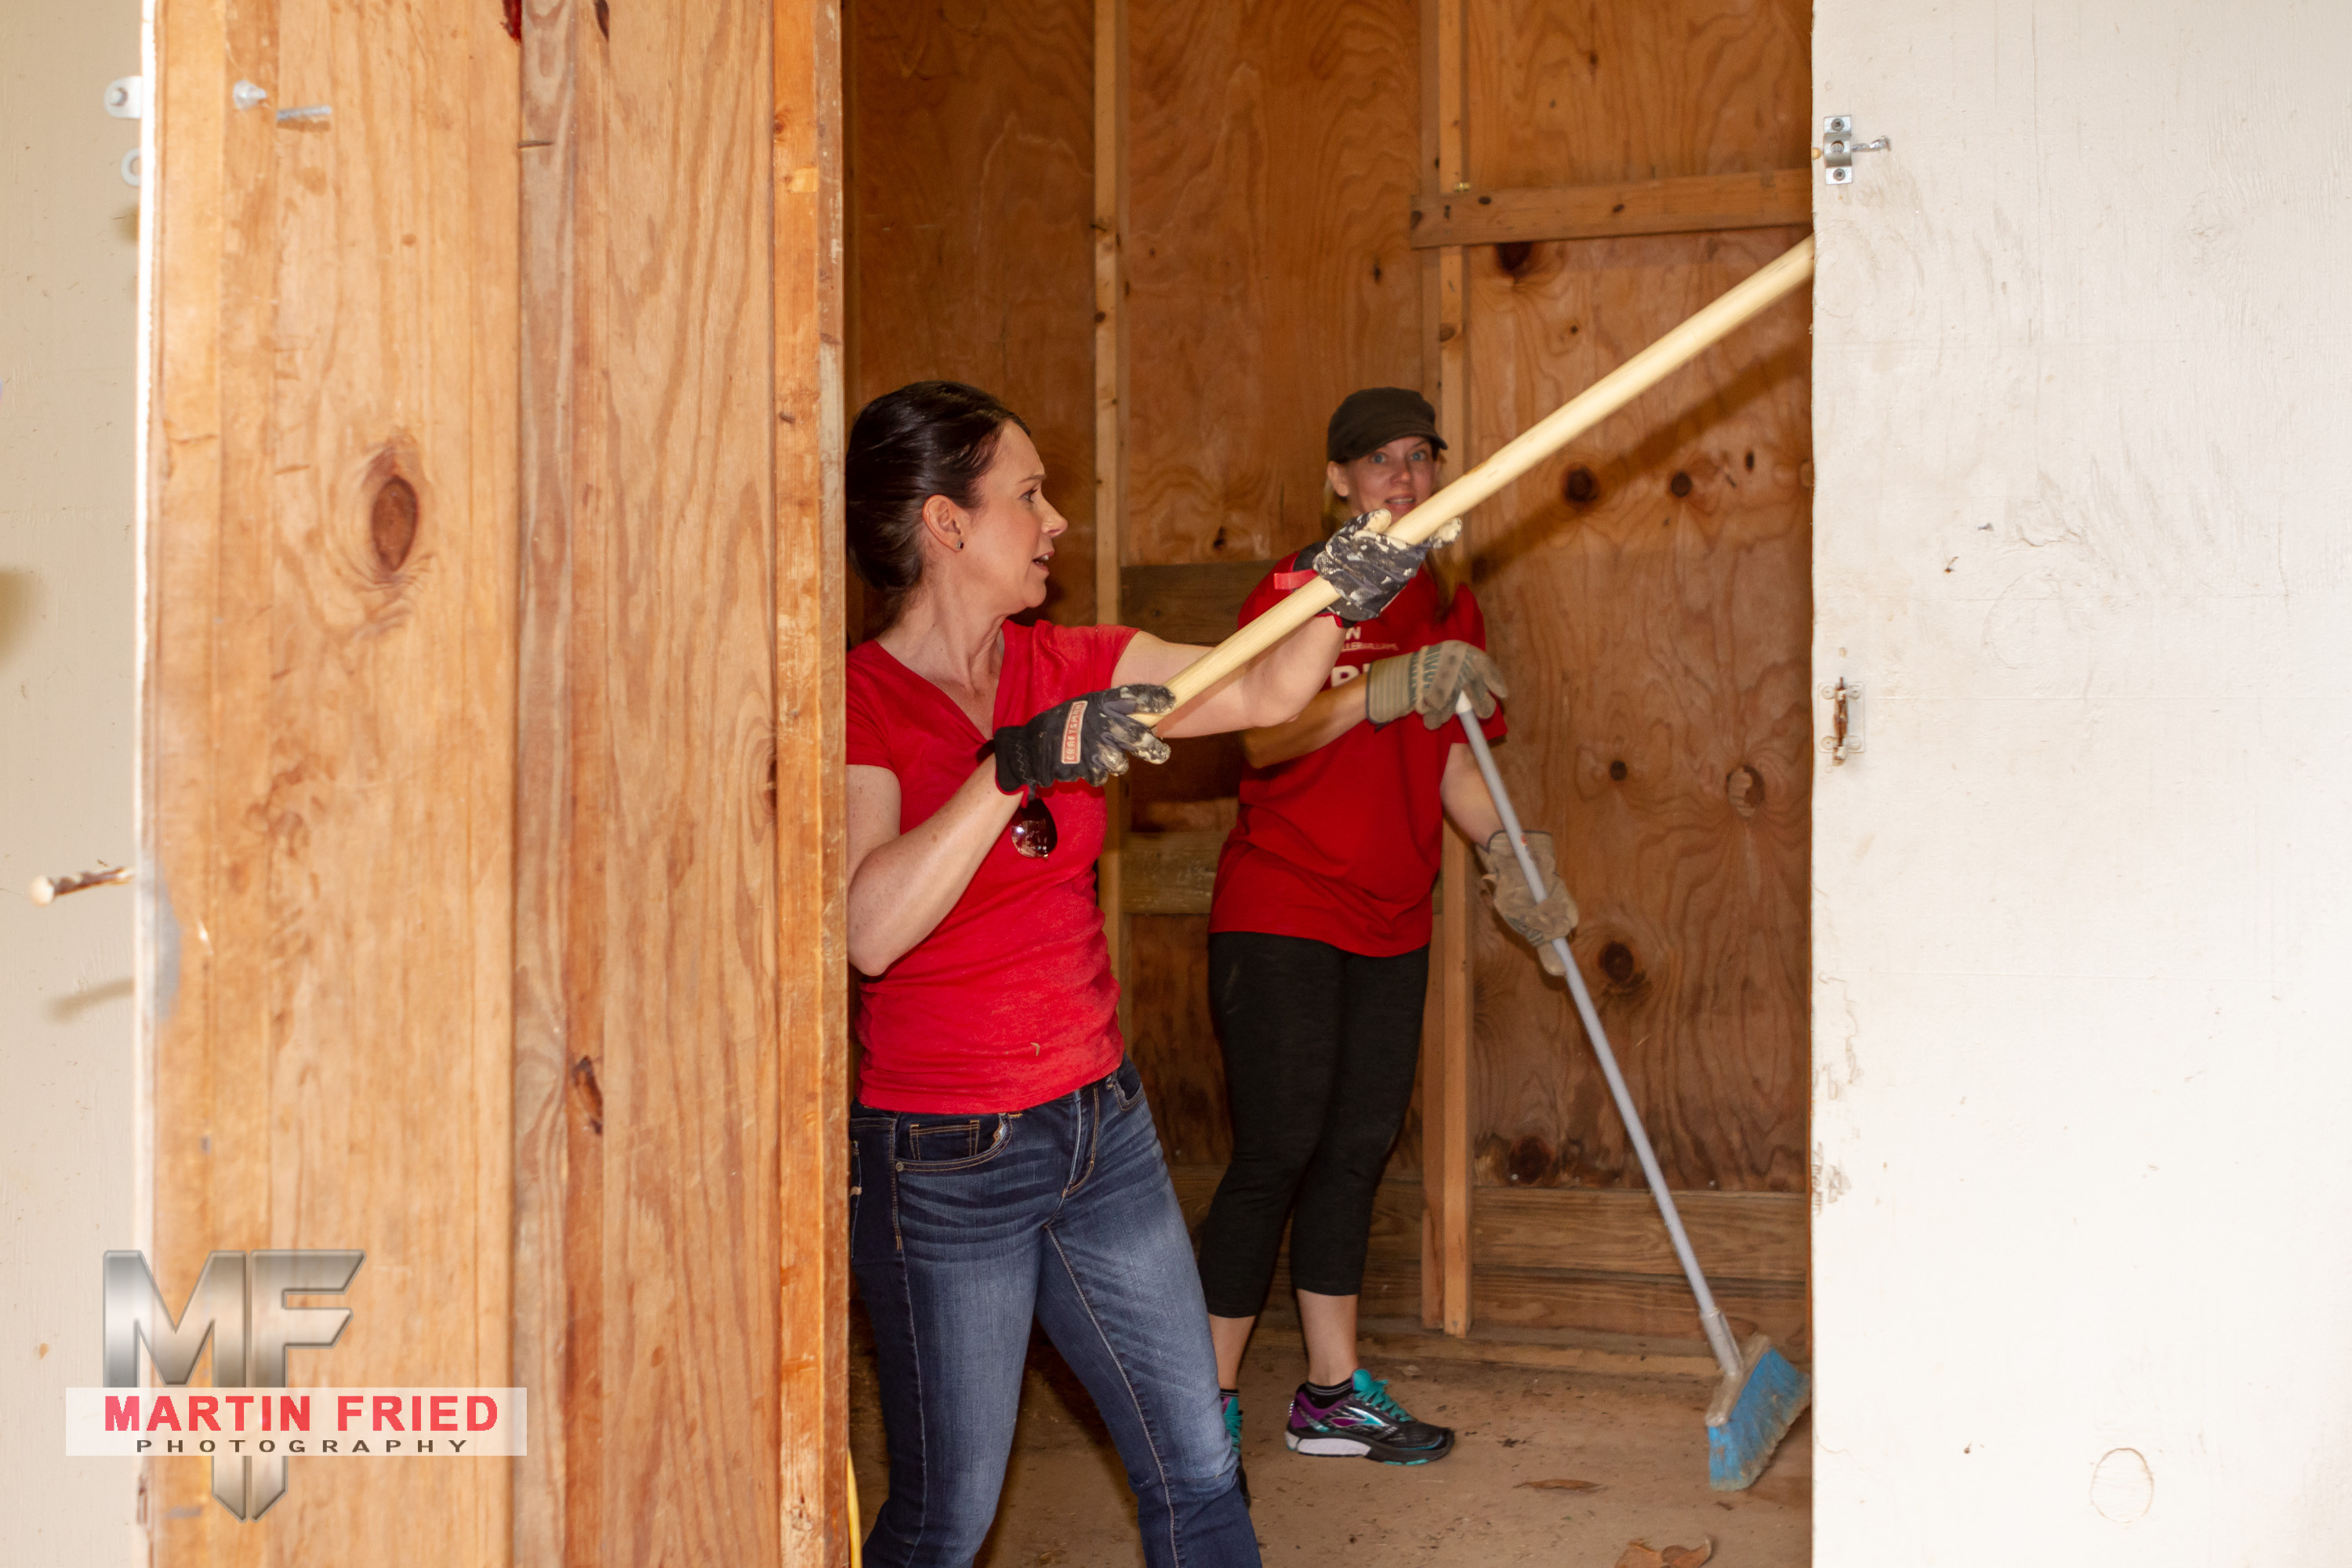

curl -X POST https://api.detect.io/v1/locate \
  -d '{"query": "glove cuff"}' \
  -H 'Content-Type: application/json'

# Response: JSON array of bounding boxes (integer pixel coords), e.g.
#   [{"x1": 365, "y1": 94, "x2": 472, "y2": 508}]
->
[
  {"x1": 1364, "y1": 654, "x2": 1410, "y2": 728},
  {"x1": 991, "y1": 729, "x2": 1029, "y2": 796}
]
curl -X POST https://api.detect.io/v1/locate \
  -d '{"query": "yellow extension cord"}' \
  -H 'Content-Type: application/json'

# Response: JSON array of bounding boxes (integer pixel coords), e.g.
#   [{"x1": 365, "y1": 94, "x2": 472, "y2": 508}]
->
[{"x1": 848, "y1": 1453, "x2": 862, "y2": 1568}]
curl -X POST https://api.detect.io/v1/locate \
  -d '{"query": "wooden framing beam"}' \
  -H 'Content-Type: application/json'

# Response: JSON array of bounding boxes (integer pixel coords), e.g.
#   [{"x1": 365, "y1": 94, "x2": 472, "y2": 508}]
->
[
  {"x1": 1408, "y1": 169, "x2": 1813, "y2": 249},
  {"x1": 1094, "y1": 0, "x2": 1131, "y2": 1014},
  {"x1": 1418, "y1": 0, "x2": 1473, "y2": 1340},
  {"x1": 773, "y1": 0, "x2": 850, "y2": 1561}
]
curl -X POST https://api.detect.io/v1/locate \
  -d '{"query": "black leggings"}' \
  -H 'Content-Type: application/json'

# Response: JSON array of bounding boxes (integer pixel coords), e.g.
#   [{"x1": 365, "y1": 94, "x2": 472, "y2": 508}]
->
[{"x1": 1194, "y1": 931, "x2": 1430, "y2": 1317}]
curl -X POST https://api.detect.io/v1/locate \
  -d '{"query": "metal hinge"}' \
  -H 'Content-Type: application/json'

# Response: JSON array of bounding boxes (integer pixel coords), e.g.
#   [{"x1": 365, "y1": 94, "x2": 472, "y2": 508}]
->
[
  {"x1": 1817, "y1": 116, "x2": 1890, "y2": 185},
  {"x1": 1820, "y1": 678, "x2": 1865, "y2": 764}
]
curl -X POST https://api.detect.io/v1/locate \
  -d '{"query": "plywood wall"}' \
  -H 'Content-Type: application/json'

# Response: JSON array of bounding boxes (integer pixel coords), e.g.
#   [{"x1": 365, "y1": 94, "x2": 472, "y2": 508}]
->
[
  {"x1": 1124, "y1": 0, "x2": 1426, "y2": 565},
  {"x1": 848, "y1": 0, "x2": 1099, "y2": 626},
  {"x1": 143, "y1": 0, "x2": 521, "y2": 1555},
  {"x1": 1459, "y1": 0, "x2": 1812, "y2": 1200}
]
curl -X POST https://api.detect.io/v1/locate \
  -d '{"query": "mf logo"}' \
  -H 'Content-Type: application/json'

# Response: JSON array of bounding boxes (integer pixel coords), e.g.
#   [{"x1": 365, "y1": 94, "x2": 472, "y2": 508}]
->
[{"x1": 103, "y1": 1250, "x2": 362, "y2": 1520}]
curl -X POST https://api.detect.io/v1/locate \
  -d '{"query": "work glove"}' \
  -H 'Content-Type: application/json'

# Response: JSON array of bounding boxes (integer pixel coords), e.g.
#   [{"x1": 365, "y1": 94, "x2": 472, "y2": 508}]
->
[
  {"x1": 1364, "y1": 641, "x2": 1508, "y2": 730},
  {"x1": 993, "y1": 684, "x2": 1174, "y2": 793},
  {"x1": 1294, "y1": 510, "x2": 1457, "y2": 624},
  {"x1": 1478, "y1": 829, "x2": 1578, "y2": 977}
]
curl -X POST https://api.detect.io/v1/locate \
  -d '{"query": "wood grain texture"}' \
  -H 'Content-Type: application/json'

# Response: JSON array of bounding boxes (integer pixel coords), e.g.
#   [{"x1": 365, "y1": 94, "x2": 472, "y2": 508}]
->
[
  {"x1": 143, "y1": 0, "x2": 519, "y2": 1559},
  {"x1": 514, "y1": 0, "x2": 797, "y2": 1562},
  {"x1": 1120, "y1": 559, "x2": 1279, "y2": 646},
  {"x1": 1464, "y1": 0, "x2": 1810, "y2": 188},
  {"x1": 1126, "y1": 0, "x2": 1425, "y2": 564},
  {"x1": 849, "y1": 0, "x2": 1098, "y2": 623},
  {"x1": 1470, "y1": 1186, "x2": 1804, "y2": 1281},
  {"x1": 1124, "y1": 915, "x2": 1230, "y2": 1166},
  {"x1": 1165, "y1": 1170, "x2": 1799, "y2": 1344},
  {"x1": 1094, "y1": 0, "x2": 1131, "y2": 1015},
  {"x1": 1463, "y1": 227, "x2": 1813, "y2": 1194},
  {"x1": 775, "y1": 0, "x2": 851, "y2": 1562},
  {"x1": 1118, "y1": 830, "x2": 1222, "y2": 915},
  {"x1": 1409, "y1": 169, "x2": 1812, "y2": 248}
]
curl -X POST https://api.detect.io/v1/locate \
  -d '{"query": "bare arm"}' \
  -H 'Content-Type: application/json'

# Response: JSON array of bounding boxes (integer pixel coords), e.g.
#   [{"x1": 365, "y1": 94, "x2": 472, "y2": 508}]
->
[
  {"x1": 1111, "y1": 619, "x2": 1345, "y2": 739},
  {"x1": 1240, "y1": 680, "x2": 1368, "y2": 768},
  {"x1": 846, "y1": 760, "x2": 1022, "y2": 975},
  {"x1": 1439, "y1": 742, "x2": 1504, "y2": 844}
]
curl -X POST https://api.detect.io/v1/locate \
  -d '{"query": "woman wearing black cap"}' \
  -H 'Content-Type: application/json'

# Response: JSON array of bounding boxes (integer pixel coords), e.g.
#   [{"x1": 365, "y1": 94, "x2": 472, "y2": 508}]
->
[{"x1": 1193, "y1": 387, "x2": 1578, "y2": 1474}]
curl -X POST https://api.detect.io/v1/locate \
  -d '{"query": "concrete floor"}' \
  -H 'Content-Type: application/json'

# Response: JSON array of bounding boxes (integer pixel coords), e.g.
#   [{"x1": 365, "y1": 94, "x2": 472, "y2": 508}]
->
[{"x1": 849, "y1": 1310, "x2": 1811, "y2": 1566}]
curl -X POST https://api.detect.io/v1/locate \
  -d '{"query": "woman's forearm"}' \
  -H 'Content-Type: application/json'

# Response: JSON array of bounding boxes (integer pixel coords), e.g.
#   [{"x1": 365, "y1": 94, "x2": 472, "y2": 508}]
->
[
  {"x1": 1439, "y1": 742, "x2": 1504, "y2": 844},
  {"x1": 1142, "y1": 616, "x2": 1346, "y2": 739},
  {"x1": 1241, "y1": 680, "x2": 1368, "y2": 767},
  {"x1": 847, "y1": 760, "x2": 1021, "y2": 974}
]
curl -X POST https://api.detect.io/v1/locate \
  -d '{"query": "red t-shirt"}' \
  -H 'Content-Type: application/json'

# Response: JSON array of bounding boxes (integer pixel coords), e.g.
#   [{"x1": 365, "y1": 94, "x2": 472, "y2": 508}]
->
[
  {"x1": 846, "y1": 619, "x2": 1138, "y2": 1112},
  {"x1": 1208, "y1": 560, "x2": 1503, "y2": 956}
]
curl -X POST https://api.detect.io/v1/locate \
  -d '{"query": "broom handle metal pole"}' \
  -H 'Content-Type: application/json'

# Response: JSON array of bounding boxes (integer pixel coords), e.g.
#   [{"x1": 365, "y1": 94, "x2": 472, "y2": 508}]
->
[{"x1": 1454, "y1": 693, "x2": 1745, "y2": 1381}]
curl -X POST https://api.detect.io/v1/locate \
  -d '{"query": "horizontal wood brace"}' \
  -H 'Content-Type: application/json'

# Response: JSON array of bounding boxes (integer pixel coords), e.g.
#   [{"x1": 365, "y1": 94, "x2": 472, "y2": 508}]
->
[
  {"x1": 1408, "y1": 169, "x2": 1813, "y2": 249},
  {"x1": 1120, "y1": 559, "x2": 1279, "y2": 648},
  {"x1": 1120, "y1": 831, "x2": 1223, "y2": 915}
]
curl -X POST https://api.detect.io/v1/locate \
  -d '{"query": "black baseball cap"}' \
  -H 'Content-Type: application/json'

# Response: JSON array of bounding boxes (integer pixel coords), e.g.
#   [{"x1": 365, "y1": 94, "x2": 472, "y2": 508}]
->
[{"x1": 1326, "y1": 387, "x2": 1447, "y2": 464}]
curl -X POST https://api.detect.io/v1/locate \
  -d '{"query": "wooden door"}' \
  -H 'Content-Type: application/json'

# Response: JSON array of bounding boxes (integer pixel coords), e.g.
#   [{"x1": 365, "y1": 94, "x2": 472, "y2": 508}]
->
[{"x1": 140, "y1": 0, "x2": 848, "y2": 1562}]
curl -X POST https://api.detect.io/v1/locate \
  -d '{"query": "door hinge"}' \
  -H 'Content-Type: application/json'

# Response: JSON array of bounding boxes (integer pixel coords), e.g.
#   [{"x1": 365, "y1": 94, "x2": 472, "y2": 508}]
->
[{"x1": 1820, "y1": 678, "x2": 1865, "y2": 765}]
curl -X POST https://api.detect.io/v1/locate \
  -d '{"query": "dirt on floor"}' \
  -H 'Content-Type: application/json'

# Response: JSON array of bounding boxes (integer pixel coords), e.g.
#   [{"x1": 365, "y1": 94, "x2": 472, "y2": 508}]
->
[{"x1": 848, "y1": 1311, "x2": 1810, "y2": 1567}]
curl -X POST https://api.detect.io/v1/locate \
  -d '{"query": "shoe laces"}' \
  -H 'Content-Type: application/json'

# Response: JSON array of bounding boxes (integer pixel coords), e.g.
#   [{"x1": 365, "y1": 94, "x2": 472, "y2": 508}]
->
[{"x1": 1352, "y1": 1372, "x2": 1409, "y2": 1422}]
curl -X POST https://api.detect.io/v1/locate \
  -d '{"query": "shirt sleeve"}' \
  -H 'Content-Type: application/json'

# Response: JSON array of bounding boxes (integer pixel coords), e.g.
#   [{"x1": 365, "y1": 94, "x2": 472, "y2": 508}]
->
[{"x1": 845, "y1": 660, "x2": 894, "y2": 771}]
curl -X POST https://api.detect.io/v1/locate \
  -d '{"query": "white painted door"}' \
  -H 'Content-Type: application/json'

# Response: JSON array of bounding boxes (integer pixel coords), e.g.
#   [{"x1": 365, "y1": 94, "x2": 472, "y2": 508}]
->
[{"x1": 1810, "y1": 2, "x2": 2352, "y2": 1562}]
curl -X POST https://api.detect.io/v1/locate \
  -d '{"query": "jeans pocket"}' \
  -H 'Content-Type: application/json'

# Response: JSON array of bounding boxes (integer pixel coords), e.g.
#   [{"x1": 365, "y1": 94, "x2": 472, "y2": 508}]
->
[
  {"x1": 1108, "y1": 1058, "x2": 1145, "y2": 1112},
  {"x1": 895, "y1": 1112, "x2": 1009, "y2": 1171}
]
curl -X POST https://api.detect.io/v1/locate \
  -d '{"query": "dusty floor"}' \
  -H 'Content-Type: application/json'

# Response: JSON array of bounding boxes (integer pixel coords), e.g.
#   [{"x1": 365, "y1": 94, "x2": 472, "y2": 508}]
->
[{"x1": 848, "y1": 1309, "x2": 1810, "y2": 1566}]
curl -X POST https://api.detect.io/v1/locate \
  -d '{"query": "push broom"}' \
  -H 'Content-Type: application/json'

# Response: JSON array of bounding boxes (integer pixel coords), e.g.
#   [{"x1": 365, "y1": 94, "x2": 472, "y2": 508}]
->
[
  {"x1": 1452, "y1": 693, "x2": 1809, "y2": 1490},
  {"x1": 1141, "y1": 234, "x2": 1820, "y2": 1489}
]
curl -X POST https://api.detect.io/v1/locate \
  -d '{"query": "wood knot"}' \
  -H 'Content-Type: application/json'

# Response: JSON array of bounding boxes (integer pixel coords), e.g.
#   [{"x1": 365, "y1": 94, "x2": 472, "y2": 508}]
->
[
  {"x1": 569, "y1": 1056, "x2": 604, "y2": 1136},
  {"x1": 1608, "y1": 759, "x2": 1627, "y2": 782},
  {"x1": 1506, "y1": 1134, "x2": 1558, "y2": 1186},
  {"x1": 370, "y1": 474, "x2": 419, "y2": 573},
  {"x1": 1599, "y1": 941, "x2": 1639, "y2": 988},
  {"x1": 1563, "y1": 466, "x2": 1600, "y2": 506},
  {"x1": 1726, "y1": 764, "x2": 1765, "y2": 817},
  {"x1": 1669, "y1": 470, "x2": 1693, "y2": 498},
  {"x1": 1494, "y1": 241, "x2": 1536, "y2": 277}
]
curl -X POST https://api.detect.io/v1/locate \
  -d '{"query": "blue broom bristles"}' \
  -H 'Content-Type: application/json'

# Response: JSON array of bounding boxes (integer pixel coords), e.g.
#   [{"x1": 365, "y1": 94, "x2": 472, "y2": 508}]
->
[{"x1": 1708, "y1": 1340, "x2": 1810, "y2": 1491}]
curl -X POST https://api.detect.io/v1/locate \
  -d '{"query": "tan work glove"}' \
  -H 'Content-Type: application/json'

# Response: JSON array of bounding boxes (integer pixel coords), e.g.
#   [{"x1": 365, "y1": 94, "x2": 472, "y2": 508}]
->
[
  {"x1": 1478, "y1": 829, "x2": 1577, "y2": 977},
  {"x1": 1363, "y1": 641, "x2": 1508, "y2": 729}
]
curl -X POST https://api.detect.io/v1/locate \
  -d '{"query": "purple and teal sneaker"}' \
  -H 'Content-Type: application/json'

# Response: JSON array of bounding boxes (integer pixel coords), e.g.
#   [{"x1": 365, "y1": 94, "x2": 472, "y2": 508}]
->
[
  {"x1": 1221, "y1": 1390, "x2": 1251, "y2": 1505},
  {"x1": 1283, "y1": 1369, "x2": 1454, "y2": 1464}
]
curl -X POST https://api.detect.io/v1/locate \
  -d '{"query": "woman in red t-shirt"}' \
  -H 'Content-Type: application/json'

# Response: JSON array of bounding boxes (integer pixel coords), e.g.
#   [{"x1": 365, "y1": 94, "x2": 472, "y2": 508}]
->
[
  {"x1": 1195, "y1": 388, "x2": 1578, "y2": 1471},
  {"x1": 844, "y1": 381, "x2": 1441, "y2": 1568}
]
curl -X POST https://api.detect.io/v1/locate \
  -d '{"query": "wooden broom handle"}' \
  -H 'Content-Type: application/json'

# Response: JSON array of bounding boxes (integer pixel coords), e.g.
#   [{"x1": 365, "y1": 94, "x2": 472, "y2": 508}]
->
[{"x1": 1145, "y1": 233, "x2": 1815, "y2": 719}]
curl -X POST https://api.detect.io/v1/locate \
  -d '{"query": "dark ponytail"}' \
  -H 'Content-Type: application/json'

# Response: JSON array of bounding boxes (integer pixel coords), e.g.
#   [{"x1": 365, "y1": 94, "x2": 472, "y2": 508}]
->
[{"x1": 846, "y1": 381, "x2": 1030, "y2": 621}]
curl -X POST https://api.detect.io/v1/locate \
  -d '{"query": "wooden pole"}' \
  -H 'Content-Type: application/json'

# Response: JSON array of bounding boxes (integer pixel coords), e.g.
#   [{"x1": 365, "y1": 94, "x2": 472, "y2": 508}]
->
[{"x1": 1149, "y1": 234, "x2": 1816, "y2": 716}]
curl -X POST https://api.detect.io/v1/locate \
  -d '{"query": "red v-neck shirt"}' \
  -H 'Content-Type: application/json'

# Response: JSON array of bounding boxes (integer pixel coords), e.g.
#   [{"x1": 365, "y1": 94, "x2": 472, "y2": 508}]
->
[
  {"x1": 846, "y1": 619, "x2": 1138, "y2": 1112},
  {"x1": 1210, "y1": 560, "x2": 1504, "y2": 956}
]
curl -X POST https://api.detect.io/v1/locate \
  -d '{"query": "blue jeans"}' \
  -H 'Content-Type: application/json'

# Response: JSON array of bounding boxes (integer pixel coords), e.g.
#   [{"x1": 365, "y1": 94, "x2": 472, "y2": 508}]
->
[{"x1": 851, "y1": 1059, "x2": 1259, "y2": 1568}]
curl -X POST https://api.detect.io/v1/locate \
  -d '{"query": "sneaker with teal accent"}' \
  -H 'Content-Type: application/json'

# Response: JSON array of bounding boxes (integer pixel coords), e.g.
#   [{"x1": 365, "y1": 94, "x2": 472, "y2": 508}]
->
[
  {"x1": 1283, "y1": 1369, "x2": 1454, "y2": 1464},
  {"x1": 1221, "y1": 1390, "x2": 1251, "y2": 1505}
]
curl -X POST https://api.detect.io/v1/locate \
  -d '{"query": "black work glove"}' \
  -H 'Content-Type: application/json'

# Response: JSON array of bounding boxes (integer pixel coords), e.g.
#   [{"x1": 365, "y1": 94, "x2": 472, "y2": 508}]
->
[
  {"x1": 993, "y1": 684, "x2": 1175, "y2": 793},
  {"x1": 1294, "y1": 510, "x2": 1450, "y2": 623}
]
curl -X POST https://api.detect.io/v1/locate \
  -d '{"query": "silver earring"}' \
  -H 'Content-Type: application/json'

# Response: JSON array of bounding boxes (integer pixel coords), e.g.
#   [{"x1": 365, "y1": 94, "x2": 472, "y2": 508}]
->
[{"x1": 955, "y1": 539, "x2": 966, "y2": 550}]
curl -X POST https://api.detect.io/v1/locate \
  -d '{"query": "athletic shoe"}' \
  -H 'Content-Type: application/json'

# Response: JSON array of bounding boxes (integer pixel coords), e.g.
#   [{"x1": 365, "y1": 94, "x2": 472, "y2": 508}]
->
[
  {"x1": 1283, "y1": 1369, "x2": 1455, "y2": 1464},
  {"x1": 1222, "y1": 1390, "x2": 1251, "y2": 1505}
]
